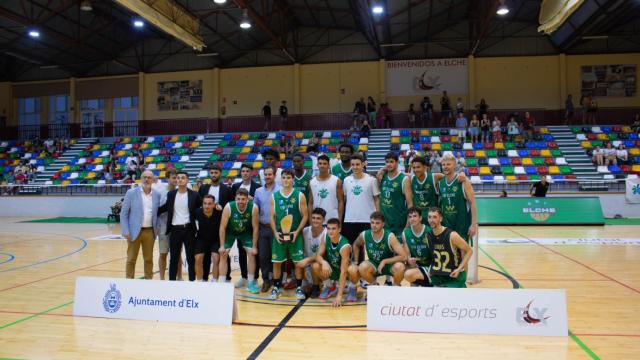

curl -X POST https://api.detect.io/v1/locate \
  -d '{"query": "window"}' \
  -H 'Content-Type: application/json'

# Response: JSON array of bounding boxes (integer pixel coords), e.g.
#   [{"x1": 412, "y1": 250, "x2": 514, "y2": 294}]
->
[
  {"x1": 49, "y1": 95, "x2": 70, "y2": 138},
  {"x1": 80, "y1": 98, "x2": 105, "y2": 138},
  {"x1": 80, "y1": 99, "x2": 105, "y2": 110},
  {"x1": 18, "y1": 97, "x2": 41, "y2": 139},
  {"x1": 113, "y1": 96, "x2": 138, "y2": 137}
]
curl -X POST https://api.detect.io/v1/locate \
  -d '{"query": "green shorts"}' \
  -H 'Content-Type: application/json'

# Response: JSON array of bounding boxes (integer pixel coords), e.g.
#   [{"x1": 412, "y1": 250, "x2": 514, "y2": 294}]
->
[
  {"x1": 430, "y1": 271, "x2": 467, "y2": 288},
  {"x1": 224, "y1": 233, "x2": 253, "y2": 250},
  {"x1": 365, "y1": 260, "x2": 394, "y2": 277},
  {"x1": 328, "y1": 265, "x2": 341, "y2": 281},
  {"x1": 271, "y1": 234, "x2": 304, "y2": 262}
]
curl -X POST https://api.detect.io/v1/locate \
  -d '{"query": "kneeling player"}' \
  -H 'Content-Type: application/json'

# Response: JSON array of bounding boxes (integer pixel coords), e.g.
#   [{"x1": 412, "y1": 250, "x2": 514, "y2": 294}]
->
[
  {"x1": 402, "y1": 207, "x2": 432, "y2": 286},
  {"x1": 218, "y1": 188, "x2": 260, "y2": 293},
  {"x1": 313, "y1": 218, "x2": 352, "y2": 306},
  {"x1": 348, "y1": 212, "x2": 407, "y2": 289},
  {"x1": 426, "y1": 207, "x2": 472, "y2": 288},
  {"x1": 297, "y1": 207, "x2": 327, "y2": 298}
]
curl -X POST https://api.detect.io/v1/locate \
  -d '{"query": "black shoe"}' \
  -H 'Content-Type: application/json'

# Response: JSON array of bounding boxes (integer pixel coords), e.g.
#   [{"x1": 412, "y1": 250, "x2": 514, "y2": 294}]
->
[
  {"x1": 260, "y1": 280, "x2": 272, "y2": 293},
  {"x1": 310, "y1": 285, "x2": 321, "y2": 298},
  {"x1": 384, "y1": 279, "x2": 393, "y2": 286}
]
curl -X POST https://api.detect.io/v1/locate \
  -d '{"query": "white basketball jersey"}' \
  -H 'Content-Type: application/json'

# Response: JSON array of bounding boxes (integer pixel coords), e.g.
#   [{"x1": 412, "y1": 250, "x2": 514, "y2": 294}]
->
[
  {"x1": 302, "y1": 226, "x2": 326, "y2": 258},
  {"x1": 343, "y1": 174, "x2": 380, "y2": 223},
  {"x1": 310, "y1": 175, "x2": 340, "y2": 223}
]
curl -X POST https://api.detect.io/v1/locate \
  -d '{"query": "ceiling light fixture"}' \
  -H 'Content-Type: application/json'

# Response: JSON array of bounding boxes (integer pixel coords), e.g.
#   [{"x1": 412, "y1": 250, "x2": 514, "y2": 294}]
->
[
  {"x1": 80, "y1": 0, "x2": 93, "y2": 11},
  {"x1": 239, "y1": 9, "x2": 251, "y2": 29},
  {"x1": 496, "y1": 1, "x2": 509, "y2": 16},
  {"x1": 213, "y1": 0, "x2": 227, "y2": 4},
  {"x1": 372, "y1": 5, "x2": 384, "y2": 14},
  {"x1": 133, "y1": 19, "x2": 145, "y2": 28},
  {"x1": 28, "y1": 29, "x2": 40, "y2": 38}
]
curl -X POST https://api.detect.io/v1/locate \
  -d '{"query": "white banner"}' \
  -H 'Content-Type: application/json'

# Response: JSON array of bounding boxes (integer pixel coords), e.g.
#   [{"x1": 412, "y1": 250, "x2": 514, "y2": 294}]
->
[
  {"x1": 385, "y1": 58, "x2": 468, "y2": 96},
  {"x1": 73, "y1": 277, "x2": 237, "y2": 325},
  {"x1": 367, "y1": 287, "x2": 567, "y2": 336},
  {"x1": 626, "y1": 178, "x2": 640, "y2": 203}
]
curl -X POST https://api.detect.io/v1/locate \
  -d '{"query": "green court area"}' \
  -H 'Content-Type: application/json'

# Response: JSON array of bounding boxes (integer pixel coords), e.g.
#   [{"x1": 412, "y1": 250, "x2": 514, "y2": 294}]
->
[{"x1": 20, "y1": 217, "x2": 112, "y2": 224}]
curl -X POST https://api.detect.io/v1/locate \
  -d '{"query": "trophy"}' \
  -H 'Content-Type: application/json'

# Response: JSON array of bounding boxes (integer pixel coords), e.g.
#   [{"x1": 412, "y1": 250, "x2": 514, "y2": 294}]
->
[{"x1": 280, "y1": 214, "x2": 294, "y2": 242}]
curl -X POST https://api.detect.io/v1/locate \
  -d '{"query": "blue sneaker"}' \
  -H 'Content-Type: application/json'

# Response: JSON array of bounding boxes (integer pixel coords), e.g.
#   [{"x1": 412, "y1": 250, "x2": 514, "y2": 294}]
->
[
  {"x1": 295, "y1": 286, "x2": 306, "y2": 300},
  {"x1": 319, "y1": 283, "x2": 338, "y2": 299},
  {"x1": 269, "y1": 286, "x2": 281, "y2": 300},
  {"x1": 246, "y1": 281, "x2": 259, "y2": 294},
  {"x1": 345, "y1": 287, "x2": 358, "y2": 302}
]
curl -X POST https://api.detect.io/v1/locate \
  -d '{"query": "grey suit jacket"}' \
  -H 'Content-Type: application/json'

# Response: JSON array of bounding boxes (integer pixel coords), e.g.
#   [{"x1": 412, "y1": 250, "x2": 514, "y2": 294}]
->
[{"x1": 120, "y1": 186, "x2": 161, "y2": 241}]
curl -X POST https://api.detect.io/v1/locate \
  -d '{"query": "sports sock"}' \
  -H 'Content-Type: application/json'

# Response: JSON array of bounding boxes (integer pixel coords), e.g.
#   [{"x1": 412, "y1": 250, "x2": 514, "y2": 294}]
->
[
  {"x1": 218, "y1": 276, "x2": 225, "y2": 282},
  {"x1": 296, "y1": 278, "x2": 303, "y2": 287},
  {"x1": 323, "y1": 279, "x2": 332, "y2": 287}
]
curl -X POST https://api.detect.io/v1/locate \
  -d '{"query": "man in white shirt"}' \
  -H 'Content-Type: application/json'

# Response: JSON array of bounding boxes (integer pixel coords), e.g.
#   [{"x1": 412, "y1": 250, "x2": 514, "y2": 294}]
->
[
  {"x1": 309, "y1": 154, "x2": 344, "y2": 223},
  {"x1": 121, "y1": 170, "x2": 161, "y2": 279},
  {"x1": 342, "y1": 153, "x2": 380, "y2": 262},
  {"x1": 297, "y1": 207, "x2": 327, "y2": 298},
  {"x1": 152, "y1": 170, "x2": 183, "y2": 281}
]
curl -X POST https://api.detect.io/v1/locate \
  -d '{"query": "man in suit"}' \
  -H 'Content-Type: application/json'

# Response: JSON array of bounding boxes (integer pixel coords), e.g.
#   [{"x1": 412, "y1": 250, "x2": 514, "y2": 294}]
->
[
  {"x1": 198, "y1": 165, "x2": 233, "y2": 281},
  {"x1": 160, "y1": 171, "x2": 202, "y2": 281},
  {"x1": 231, "y1": 163, "x2": 261, "y2": 287},
  {"x1": 121, "y1": 170, "x2": 161, "y2": 279}
]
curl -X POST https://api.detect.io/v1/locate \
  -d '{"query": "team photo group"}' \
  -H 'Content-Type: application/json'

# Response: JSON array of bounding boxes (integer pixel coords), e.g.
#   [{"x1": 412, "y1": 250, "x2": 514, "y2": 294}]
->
[{"x1": 120, "y1": 143, "x2": 478, "y2": 307}]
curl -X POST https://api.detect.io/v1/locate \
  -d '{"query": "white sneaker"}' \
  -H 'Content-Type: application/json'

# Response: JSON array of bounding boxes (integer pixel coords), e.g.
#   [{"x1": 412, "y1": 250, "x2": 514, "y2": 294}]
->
[{"x1": 235, "y1": 278, "x2": 248, "y2": 288}]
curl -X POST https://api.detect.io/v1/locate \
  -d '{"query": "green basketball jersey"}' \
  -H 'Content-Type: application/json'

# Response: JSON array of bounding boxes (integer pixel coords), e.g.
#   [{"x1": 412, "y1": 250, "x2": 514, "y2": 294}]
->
[
  {"x1": 325, "y1": 234, "x2": 350, "y2": 272},
  {"x1": 331, "y1": 163, "x2": 352, "y2": 181},
  {"x1": 438, "y1": 175, "x2": 471, "y2": 242},
  {"x1": 380, "y1": 172, "x2": 407, "y2": 235},
  {"x1": 227, "y1": 201, "x2": 253, "y2": 235},
  {"x1": 411, "y1": 173, "x2": 438, "y2": 222},
  {"x1": 363, "y1": 229, "x2": 394, "y2": 266},
  {"x1": 273, "y1": 189, "x2": 303, "y2": 233},
  {"x1": 294, "y1": 170, "x2": 312, "y2": 202},
  {"x1": 403, "y1": 225, "x2": 432, "y2": 267}
]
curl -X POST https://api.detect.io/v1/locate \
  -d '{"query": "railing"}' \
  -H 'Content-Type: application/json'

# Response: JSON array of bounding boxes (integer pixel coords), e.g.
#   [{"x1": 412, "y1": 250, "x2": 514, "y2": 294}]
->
[{"x1": 1, "y1": 184, "x2": 130, "y2": 196}]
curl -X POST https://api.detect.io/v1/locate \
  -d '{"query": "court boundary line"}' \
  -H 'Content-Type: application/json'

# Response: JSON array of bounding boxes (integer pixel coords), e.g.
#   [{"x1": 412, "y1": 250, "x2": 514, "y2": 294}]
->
[
  {"x1": 479, "y1": 246, "x2": 601, "y2": 360},
  {"x1": 247, "y1": 298, "x2": 307, "y2": 360},
  {"x1": 0, "y1": 233, "x2": 88, "y2": 273},
  {"x1": 507, "y1": 227, "x2": 640, "y2": 295}
]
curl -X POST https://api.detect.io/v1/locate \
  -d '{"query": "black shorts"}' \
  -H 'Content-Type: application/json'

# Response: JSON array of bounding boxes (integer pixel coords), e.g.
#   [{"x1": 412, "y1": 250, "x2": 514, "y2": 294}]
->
[
  {"x1": 416, "y1": 266, "x2": 433, "y2": 287},
  {"x1": 195, "y1": 235, "x2": 219, "y2": 255},
  {"x1": 342, "y1": 222, "x2": 370, "y2": 245}
]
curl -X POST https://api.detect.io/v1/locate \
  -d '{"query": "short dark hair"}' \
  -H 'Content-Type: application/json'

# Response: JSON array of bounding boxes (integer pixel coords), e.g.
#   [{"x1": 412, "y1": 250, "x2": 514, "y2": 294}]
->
[
  {"x1": 428, "y1": 207, "x2": 442, "y2": 216},
  {"x1": 263, "y1": 165, "x2": 277, "y2": 175},
  {"x1": 384, "y1": 152, "x2": 399, "y2": 161},
  {"x1": 292, "y1": 153, "x2": 304, "y2": 160},
  {"x1": 411, "y1": 156, "x2": 427, "y2": 166},
  {"x1": 370, "y1": 211, "x2": 385, "y2": 222},
  {"x1": 209, "y1": 164, "x2": 222, "y2": 172},
  {"x1": 407, "y1": 207, "x2": 421, "y2": 216},
  {"x1": 166, "y1": 169, "x2": 178, "y2": 177},
  {"x1": 350, "y1": 153, "x2": 364, "y2": 163},
  {"x1": 338, "y1": 143, "x2": 354, "y2": 153},
  {"x1": 311, "y1": 207, "x2": 327, "y2": 218},
  {"x1": 281, "y1": 168, "x2": 294, "y2": 177},
  {"x1": 317, "y1": 154, "x2": 330, "y2": 163},
  {"x1": 203, "y1": 194, "x2": 215, "y2": 202},
  {"x1": 176, "y1": 171, "x2": 189, "y2": 178},
  {"x1": 262, "y1": 148, "x2": 280, "y2": 159},
  {"x1": 236, "y1": 188, "x2": 249, "y2": 197},
  {"x1": 327, "y1": 218, "x2": 341, "y2": 227},
  {"x1": 240, "y1": 163, "x2": 252, "y2": 171}
]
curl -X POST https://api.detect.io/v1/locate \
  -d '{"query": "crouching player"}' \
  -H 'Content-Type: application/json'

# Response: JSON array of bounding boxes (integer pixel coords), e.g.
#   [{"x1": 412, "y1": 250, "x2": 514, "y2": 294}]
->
[
  {"x1": 426, "y1": 207, "x2": 472, "y2": 288},
  {"x1": 402, "y1": 207, "x2": 433, "y2": 287},
  {"x1": 313, "y1": 218, "x2": 352, "y2": 306},
  {"x1": 297, "y1": 207, "x2": 327, "y2": 298}
]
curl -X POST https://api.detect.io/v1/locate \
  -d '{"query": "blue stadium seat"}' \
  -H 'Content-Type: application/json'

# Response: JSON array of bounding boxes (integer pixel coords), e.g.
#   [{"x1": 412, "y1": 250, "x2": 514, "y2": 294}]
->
[
  {"x1": 223, "y1": 161, "x2": 234, "y2": 170},
  {"x1": 518, "y1": 150, "x2": 529, "y2": 157},
  {"x1": 499, "y1": 158, "x2": 510, "y2": 166},
  {"x1": 481, "y1": 175, "x2": 493, "y2": 182},
  {"x1": 608, "y1": 165, "x2": 621, "y2": 174},
  {"x1": 552, "y1": 175, "x2": 565, "y2": 182},
  {"x1": 420, "y1": 136, "x2": 430, "y2": 144},
  {"x1": 525, "y1": 166, "x2": 537, "y2": 175},
  {"x1": 281, "y1": 160, "x2": 293, "y2": 169},
  {"x1": 473, "y1": 143, "x2": 483, "y2": 150},
  {"x1": 223, "y1": 134, "x2": 232, "y2": 141}
]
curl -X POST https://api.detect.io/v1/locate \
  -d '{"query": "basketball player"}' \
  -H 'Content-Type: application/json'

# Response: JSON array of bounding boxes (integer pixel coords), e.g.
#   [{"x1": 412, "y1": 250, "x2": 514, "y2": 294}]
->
[
  {"x1": 298, "y1": 207, "x2": 327, "y2": 298},
  {"x1": 292, "y1": 153, "x2": 312, "y2": 203},
  {"x1": 437, "y1": 153, "x2": 478, "y2": 242},
  {"x1": 194, "y1": 195, "x2": 218, "y2": 281},
  {"x1": 426, "y1": 207, "x2": 472, "y2": 288},
  {"x1": 309, "y1": 154, "x2": 344, "y2": 223},
  {"x1": 377, "y1": 152, "x2": 413, "y2": 238},
  {"x1": 331, "y1": 143, "x2": 354, "y2": 181},
  {"x1": 313, "y1": 218, "x2": 352, "y2": 306},
  {"x1": 218, "y1": 188, "x2": 260, "y2": 293},
  {"x1": 348, "y1": 212, "x2": 407, "y2": 289},
  {"x1": 269, "y1": 169, "x2": 309, "y2": 300},
  {"x1": 402, "y1": 207, "x2": 432, "y2": 286}
]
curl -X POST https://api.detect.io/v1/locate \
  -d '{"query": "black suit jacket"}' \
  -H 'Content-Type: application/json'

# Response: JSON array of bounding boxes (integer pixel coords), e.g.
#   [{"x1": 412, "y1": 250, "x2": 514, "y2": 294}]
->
[
  {"x1": 159, "y1": 188, "x2": 202, "y2": 235},
  {"x1": 231, "y1": 181, "x2": 260, "y2": 198}
]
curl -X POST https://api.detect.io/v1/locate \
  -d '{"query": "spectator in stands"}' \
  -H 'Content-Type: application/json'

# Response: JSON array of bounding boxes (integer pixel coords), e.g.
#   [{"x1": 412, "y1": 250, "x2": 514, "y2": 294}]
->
[
  {"x1": 592, "y1": 146, "x2": 604, "y2": 166},
  {"x1": 440, "y1": 91, "x2": 452, "y2": 127},
  {"x1": 523, "y1": 111, "x2": 535, "y2": 140},
  {"x1": 507, "y1": 116, "x2": 519, "y2": 142},
  {"x1": 360, "y1": 119, "x2": 371, "y2": 138},
  {"x1": 5, "y1": 172, "x2": 15, "y2": 196},
  {"x1": 420, "y1": 97, "x2": 433, "y2": 127},
  {"x1": 309, "y1": 132, "x2": 320, "y2": 148},
  {"x1": 383, "y1": 103, "x2": 394, "y2": 128},
  {"x1": 469, "y1": 114, "x2": 480, "y2": 143},
  {"x1": 262, "y1": 101, "x2": 272, "y2": 131},
  {"x1": 376, "y1": 103, "x2": 386, "y2": 128},
  {"x1": 586, "y1": 96, "x2": 598, "y2": 125},
  {"x1": 480, "y1": 114, "x2": 491, "y2": 143},
  {"x1": 476, "y1": 98, "x2": 489, "y2": 118},
  {"x1": 631, "y1": 114, "x2": 640, "y2": 133},
  {"x1": 491, "y1": 116, "x2": 502, "y2": 142},
  {"x1": 604, "y1": 142, "x2": 616, "y2": 166},
  {"x1": 455, "y1": 112, "x2": 468, "y2": 144},
  {"x1": 349, "y1": 119, "x2": 359, "y2": 133},
  {"x1": 455, "y1": 152, "x2": 466, "y2": 173},
  {"x1": 354, "y1": 97, "x2": 367, "y2": 124},
  {"x1": 279, "y1": 101, "x2": 288, "y2": 130},
  {"x1": 429, "y1": 151, "x2": 441, "y2": 173},
  {"x1": 367, "y1": 97, "x2": 377, "y2": 126},
  {"x1": 565, "y1": 95, "x2": 574, "y2": 125},
  {"x1": 124, "y1": 155, "x2": 138, "y2": 182},
  {"x1": 499, "y1": 190, "x2": 508, "y2": 198},
  {"x1": 456, "y1": 97, "x2": 464, "y2": 115},
  {"x1": 14, "y1": 170, "x2": 26, "y2": 193},
  {"x1": 530, "y1": 176, "x2": 550, "y2": 197},
  {"x1": 408, "y1": 103, "x2": 416, "y2": 128},
  {"x1": 616, "y1": 144, "x2": 629, "y2": 165},
  {"x1": 27, "y1": 164, "x2": 37, "y2": 182}
]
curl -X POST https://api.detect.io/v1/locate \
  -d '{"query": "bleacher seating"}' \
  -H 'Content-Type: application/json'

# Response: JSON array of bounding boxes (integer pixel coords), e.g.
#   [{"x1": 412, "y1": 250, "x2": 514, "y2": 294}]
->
[
  {"x1": 574, "y1": 126, "x2": 640, "y2": 176},
  {"x1": 48, "y1": 135, "x2": 203, "y2": 186},
  {"x1": 0, "y1": 140, "x2": 70, "y2": 176}
]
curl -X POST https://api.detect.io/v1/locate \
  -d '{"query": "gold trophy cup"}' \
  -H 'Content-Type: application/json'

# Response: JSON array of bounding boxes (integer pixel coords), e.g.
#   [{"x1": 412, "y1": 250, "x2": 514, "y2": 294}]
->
[{"x1": 280, "y1": 214, "x2": 294, "y2": 242}]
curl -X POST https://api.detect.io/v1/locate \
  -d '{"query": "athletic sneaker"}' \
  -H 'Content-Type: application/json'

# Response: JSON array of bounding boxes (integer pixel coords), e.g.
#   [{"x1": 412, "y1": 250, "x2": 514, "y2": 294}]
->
[
  {"x1": 345, "y1": 287, "x2": 358, "y2": 302},
  {"x1": 283, "y1": 278, "x2": 297, "y2": 290},
  {"x1": 310, "y1": 285, "x2": 321, "y2": 298},
  {"x1": 269, "y1": 286, "x2": 281, "y2": 300},
  {"x1": 246, "y1": 281, "x2": 259, "y2": 294},
  {"x1": 384, "y1": 279, "x2": 393, "y2": 286},
  {"x1": 318, "y1": 284, "x2": 338, "y2": 299},
  {"x1": 235, "y1": 278, "x2": 248, "y2": 289},
  {"x1": 295, "y1": 287, "x2": 306, "y2": 300}
]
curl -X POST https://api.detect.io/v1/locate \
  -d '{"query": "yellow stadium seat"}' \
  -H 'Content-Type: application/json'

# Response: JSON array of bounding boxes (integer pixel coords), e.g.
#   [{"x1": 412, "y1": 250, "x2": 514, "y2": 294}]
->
[
  {"x1": 480, "y1": 167, "x2": 491, "y2": 175},
  {"x1": 539, "y1": 128, "x2": 549, "y2": 134},
  {"x1": 86, "y1": 172, "x2": 96, "y2": 179},
  {"x1": 549, "y1": 166, "x2": 560, "y2": 174},
  {"x1": 629, "y1": 148, "x2": 640, "y2": 156},
  {"x1": 122, "y1": 137, "x2": 131, "y2": 144},
  {"x1": 93, "y1": 158, "x2": 103, "y2": 164},
  {"x1": 580, "y1": 141, "x2": 592, "y2": 148},
  {"x1": 540, "y1": 149, "x2": 551, "y2": 157},
  {"x1": 145, "y1": 156, "x2": 154, "y2": 163},
  {"x1": 117, "y1": 150, "x2": 126, "y2": 156},
  {"x1": 506, "y1": 175, "x2": 517, "y2": 182},
  {"x1": 420, "y1": 129, "x2": 430, "y2": 136},
  {"x1": 92, "y1": 144, "x2": 100, "y2": 150},
  {"x1": 191, "y1": 142, "x2": 200, "y2": 148},
  {"x1": 391, "y1": 137, "x2": 400, "y2": 144},
  {"x1": 227, "y1": 170, "x2": 238, "y2": 178},
  {"x1": 240, "y1": 134, "x2": 249, "y2": 140},
  {"x1": 62, "y1": 165, "x2": 70, "y2": 171},
  {"x1": 522, "y1": 158, "x2": 533, "y2": 165},
  {"x1": 622, "y1": 126, "x2": 632, "y2": 133},
  {"x1": 62, "y1": 180, "x2": 70, "y2": 186},
  {"x1": 475, "y1": 150, "x2": 486, "y2": 158},
  {"x1": 156, "y1": 163, "x2": 166, "y2": 170},
  {"x1": 431, "y1": 143, "x2": 441, "y2": 151},
  {"x1": 170, "y1": 136, "x2": 179, "y2": 142},
  {"x1": 264, "y1": 140, "x2": 273, "y2": 146},
  {"x1": 159, "y1": 171, "x2": 166, "y2": 178},
  {"x1": 280, "y1": 153, "x2": 286, "y2": 160},
  {"x1": 597, "y1": 134, "x2": 608, "y2": 140},
  {"x1": 299, "y1": 146, "x2": 308, "y2": 153},
  {"x1": 494, "y1": 143, "x2": 505, "y2": 150},
  {"x1": 241, "y1": 147, "x2": 251, "y2": 154},
  {"x1": 632, "y1": 165, "x2": 640, "y2": 173},
  {"x1": 140, "y1": 143, "x2": 149, "y2": 149},
  {"x1": 359, "y1": 145, "x2": 368, "y2": 152},
  {"x1": 321, "y1": 138, "x2": 330, "y2": 145},
  {"x1": 295, "y1": 132, "x2": 304, "y2": 139},
  {"x1": 253, "y1": 161, "x2": 263, "y2": 169},
  {"x1": 451, "y1": 136, "x2": 459, "y2": 143}
]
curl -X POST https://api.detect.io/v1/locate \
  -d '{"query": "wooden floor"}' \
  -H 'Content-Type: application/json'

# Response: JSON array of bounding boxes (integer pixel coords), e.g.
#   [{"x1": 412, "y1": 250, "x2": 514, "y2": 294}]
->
[{"x1": 0, "y1": 217, "x2": 639, "y2": 359}]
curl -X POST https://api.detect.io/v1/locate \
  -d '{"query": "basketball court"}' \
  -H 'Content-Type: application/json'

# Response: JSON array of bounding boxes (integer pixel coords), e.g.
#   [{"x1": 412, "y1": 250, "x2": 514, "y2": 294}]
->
[{"x1": 1, "y1": 217, "x2": 638, "y2": 359}]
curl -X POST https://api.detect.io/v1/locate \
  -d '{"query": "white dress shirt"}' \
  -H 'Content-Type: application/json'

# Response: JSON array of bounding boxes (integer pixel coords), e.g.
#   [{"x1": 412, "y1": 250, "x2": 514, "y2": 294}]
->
[
  {"x1": 141, "y1": 189, "x2": 153, "y2": 227},
  {"x1": 173, "y1": 191, "x2": 190, "y2": 225}
]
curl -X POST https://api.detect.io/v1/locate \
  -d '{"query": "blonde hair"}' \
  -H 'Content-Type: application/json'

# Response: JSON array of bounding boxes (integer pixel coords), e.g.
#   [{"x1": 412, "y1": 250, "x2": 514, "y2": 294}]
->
[{"x1": 441, "y1": 153, "x2": 456, "y2": 163}]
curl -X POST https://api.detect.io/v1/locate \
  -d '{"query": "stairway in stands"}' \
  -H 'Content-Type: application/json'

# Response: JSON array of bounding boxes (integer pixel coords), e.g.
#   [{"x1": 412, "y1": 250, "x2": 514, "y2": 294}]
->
[
  {"x1": 366, "y1": 129, "x2": 392, "y2": 171},
  {"x1": 35, "y1": 138, "x2": 97, "y2": 184},
  {"x1": 185, "y1": 133, "x2": 224, "y2": 179},
  {"x1": 547, "y1": 125, "x2": 606, "y2": 191}
]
